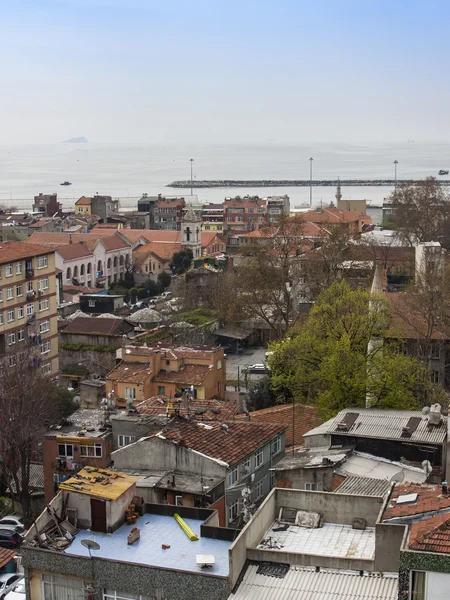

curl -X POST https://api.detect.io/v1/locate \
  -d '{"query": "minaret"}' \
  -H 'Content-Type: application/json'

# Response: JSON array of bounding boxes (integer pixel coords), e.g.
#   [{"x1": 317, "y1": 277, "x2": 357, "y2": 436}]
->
[
  {"x1": 181, "y1": 206, "x2": 202, "y2": 260},
  {"x1": 366, "y1": 264, "x2": 385, "y2": 408},
  {"x1": 335, "y1": 178, "x2": 342, "y2": 204}
]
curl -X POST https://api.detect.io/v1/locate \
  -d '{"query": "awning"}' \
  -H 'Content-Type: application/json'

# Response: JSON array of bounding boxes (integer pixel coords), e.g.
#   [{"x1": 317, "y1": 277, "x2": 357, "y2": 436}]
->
[{"x1": 215, "y1": 327, "x2": 251, "y2": 340}]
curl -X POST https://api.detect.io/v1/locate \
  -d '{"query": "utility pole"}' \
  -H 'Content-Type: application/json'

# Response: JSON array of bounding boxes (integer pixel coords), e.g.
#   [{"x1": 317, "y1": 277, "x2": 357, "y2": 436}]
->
[
  {"x1": 309, "y1": 157, "x2": 314, "y2": 206},
  {"x1": 190, "y1": 158, "x2": 194, "y2": 196},
  {"x1": 393, "y1": 160, "x2": 398, "y2": 191}
]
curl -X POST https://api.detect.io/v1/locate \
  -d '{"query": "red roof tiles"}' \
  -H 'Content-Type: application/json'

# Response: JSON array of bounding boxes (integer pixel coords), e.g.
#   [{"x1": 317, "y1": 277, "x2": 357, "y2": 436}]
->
[
  {"x1": 136, "y1": 396, "x2": 237, "y2": 421},
  {"x1": 0, "y1": 548, "x2": 17, "y2": 569},
  {"x1": 0, "y1": 240, "x2": 53, "y2": 262},
  {"x1": 409, "y1": 513, "x2": 450, "y2": 553},
  {"x1": 154, "y1": 364, "x2": 212, "y2": 386},
  {"x1": 383, "y1": 484, "x2": 450, "y2": 520}
]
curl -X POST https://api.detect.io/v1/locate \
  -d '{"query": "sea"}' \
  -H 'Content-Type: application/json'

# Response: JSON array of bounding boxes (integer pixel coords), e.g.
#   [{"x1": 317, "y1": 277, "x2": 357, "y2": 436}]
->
[{"x1": 0, "y1": 141, "x2": 449, "y2": 223}]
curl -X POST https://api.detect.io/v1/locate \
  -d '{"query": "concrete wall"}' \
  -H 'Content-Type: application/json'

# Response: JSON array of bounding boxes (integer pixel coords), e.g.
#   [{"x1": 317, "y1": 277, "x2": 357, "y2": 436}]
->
[
  {"x1": 246, "y1": 547, "x2": 374, "y2": 572},
  {"x1": 111, "y1": 436, "x2": 226, "y2": 479},
  {"x1": 59, "y1": 347, "x2": 117, "y2": 376},
  {"x1": 60, "y1": 332, "x2": 125, "y2": 348},
  {"x1": 374, "y1": 522, "x2": 407, "y2": 572},
  {"x1": 229, "y1": 488, "x2": 276, "y2": 588},
  {"x1": 304, "y1": 433, "x2": 330, "y2": 448},
  {"x1": 275, "y1": 465, "x2": 335, "y2": 491},
  {"x1": 66, "y1": 492, "x2": 91, "y2": 530},
  {"x1": 110, "y1": 414, "x2": 154, "y2": 450},
  {"x1": 106, "y1": 486, "x2": 136, "y2": 532}
]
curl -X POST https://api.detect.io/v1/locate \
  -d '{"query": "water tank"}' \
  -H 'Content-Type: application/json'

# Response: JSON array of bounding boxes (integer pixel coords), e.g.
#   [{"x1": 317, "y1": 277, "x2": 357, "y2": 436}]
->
[{"x1": 429, "y1": 403, "x2": 442, "y2": 426}]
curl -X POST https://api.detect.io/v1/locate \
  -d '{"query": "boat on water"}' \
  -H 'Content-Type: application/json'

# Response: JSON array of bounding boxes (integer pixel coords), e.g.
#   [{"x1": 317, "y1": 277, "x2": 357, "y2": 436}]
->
[
  {"x1": 60, "y1": 181, "x2": 72, "y2": 186},
  {"x1": 438, "y1": 170, "x2": 449, "y2": 176}
]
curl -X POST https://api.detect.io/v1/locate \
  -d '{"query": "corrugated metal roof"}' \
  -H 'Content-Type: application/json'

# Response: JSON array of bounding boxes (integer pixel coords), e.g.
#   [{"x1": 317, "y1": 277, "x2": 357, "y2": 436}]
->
[
  {"x1": 230, "y1": 565, "x2": 398, "y2": 600},
  {"x1": 334, "y1": 476, "x2": 392, "y2": 497},
  {"x1": 304, "y1": 408, "x2": 447, "y2": 445}
]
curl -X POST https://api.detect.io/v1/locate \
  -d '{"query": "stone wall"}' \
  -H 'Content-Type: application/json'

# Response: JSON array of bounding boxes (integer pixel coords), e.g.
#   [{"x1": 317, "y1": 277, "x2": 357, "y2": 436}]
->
[
  {"x1": 59, "y1": 348, "x2": 116, "y2": 377},
  {"x1": 398, "y1": 549, "x2": 450, "y2": 600}
]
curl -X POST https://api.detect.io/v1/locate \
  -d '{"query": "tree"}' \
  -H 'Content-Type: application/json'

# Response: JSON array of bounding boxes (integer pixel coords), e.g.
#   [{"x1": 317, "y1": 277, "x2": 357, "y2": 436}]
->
[
  {"x1": 269, "y1": 281, "x2": 441, "y2": 419},
  {"x1": 157, "y1": 272, "x2": 171, "y2": 289},
  {"x1": 0, "y1": 352, "x2": 62, "y2": 526},
  {"x1": 390, "y1": 178, "x2": 450, "y2": 248},
  {"x1": 171, "y1": 249, "x2": 193, "y2": 275}
]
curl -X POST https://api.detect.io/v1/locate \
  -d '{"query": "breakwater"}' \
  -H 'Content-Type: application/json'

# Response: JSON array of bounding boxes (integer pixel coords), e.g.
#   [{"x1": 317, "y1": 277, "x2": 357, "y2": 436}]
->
[{"x1": 168, "y1": 179, "x2": 450, "y2": 188}]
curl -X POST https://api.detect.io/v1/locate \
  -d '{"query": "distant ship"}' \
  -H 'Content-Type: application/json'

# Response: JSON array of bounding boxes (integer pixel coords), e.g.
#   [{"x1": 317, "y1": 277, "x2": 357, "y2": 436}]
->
[
  {"x1": 60, "y1": 181, "x2": 72, "y2": 186},
  {"x1": 438, "y1": 170, "x2": 449, "y2": 176}
]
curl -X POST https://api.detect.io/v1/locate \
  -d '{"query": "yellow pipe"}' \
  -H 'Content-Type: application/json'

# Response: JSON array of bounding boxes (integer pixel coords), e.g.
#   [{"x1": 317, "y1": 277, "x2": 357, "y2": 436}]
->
[{"x1": 174, "y1": 513, "x2": 199, "y2": 541}]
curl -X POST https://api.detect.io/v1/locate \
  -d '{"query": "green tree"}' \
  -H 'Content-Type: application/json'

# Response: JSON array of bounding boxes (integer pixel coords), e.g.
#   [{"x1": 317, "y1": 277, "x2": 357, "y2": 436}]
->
[
  {"x1": 269, "y1": 281, "x2": 441, "y2": 419},
  {"x1": 157, "y1": 272, "x2": 171, "y2": 289},
  {"x1": 171, "y1": 249, "x2": 193, "y2": 275}
]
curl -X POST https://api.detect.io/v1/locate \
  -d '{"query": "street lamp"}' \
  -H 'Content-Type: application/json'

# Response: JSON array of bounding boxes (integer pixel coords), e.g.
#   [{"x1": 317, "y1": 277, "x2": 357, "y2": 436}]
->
[
  {"x1": 393, "y1": 160, "x2": 398, "y2": 190},
  {"x1": 309, "y1": 157, "x2": 314, "y2": 207},
  {"x1": 190, "y1": 158, "x2": 194, "y2": 196}
]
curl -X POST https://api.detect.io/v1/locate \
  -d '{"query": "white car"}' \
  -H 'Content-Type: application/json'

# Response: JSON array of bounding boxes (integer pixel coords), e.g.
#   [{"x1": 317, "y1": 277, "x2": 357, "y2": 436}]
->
[
  {"x1": 243, "y1": 364, "x2": 268, "y2": 374},
  {"x1": 0, "y1": 574, "x2": 23, "y2": 600},
  {"x1": 4, "y1": 580, "x2": 25, "y2": 599},
  {"x1": 0, "y1": 518, "x2": 23, "y2": 530}
]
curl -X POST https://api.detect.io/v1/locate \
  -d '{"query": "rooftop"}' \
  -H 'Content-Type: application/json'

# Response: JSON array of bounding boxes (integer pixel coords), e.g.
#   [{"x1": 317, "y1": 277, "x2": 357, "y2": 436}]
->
[
  {"x1": 0, "y1": 240, "x2": 53, "y2": 262},
  {"x1": 46, "y1": 408, "x2": 111, "y2": 440},
  {"x1": 107, "y1": 361, "x2": 150, "y2": 383},
  {"x1": 0, "y1": 549, "x2": 17, "y2": 569},
  {"x1": 271, "y1": 446, "x2": 350, "y2": 471},
  {"x1": 408, "y1": 513, "x2": 450, "y2": 554},
  {"x1": 235, "y1": 403, "x2": 323, "y2": 447},
  {"x1": 62, "y1": 316, "x2": 133, "y2": 336},
  {"x1": 258, "y1": 520, "x2": 375, "y2": 560},
  {"x1": 383, "y1": 484, "x2": 450, "y2": 522},
  {"x1": 154, "y1": 364, "x2": 212, "y2": 386},
  {"x1": 335, "y1": 451, "x2": 428, "y2": 484},
  {"x1": 56, "y1": 241, "x2": 92, "y2": 260},
  {"x1": 68, "y1": 512, "x2": 230, "y2": 576},
  {"x1": 334, "y1": 476, "x2": 392, "y2": 497},
  {"x1": 305, "y1": 408, "x2": 447, "y2": 445},
  {"x1": 136, "y1": 396, "x2": 237, "y2": 421},
  {"x1": 58, "y1": 467, "x2": 137, "y2": 500},
  {"x1": 231, "y1": 564, "x2": 398, "y2": 600}
]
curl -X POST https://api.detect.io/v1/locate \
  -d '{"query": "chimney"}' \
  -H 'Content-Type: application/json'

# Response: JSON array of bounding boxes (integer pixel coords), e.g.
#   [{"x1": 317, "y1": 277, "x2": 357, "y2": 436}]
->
[{"x1": 69, "y1": 234, "x2": 72, "y2": 244}]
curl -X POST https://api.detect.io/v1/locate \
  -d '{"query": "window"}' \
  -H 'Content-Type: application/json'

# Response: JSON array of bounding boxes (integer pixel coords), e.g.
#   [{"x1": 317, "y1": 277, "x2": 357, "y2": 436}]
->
[
  {"x1": 80, "y1": 444, "x2": 102, "y2": 458},
  {"x1": 0, "y1": 290, "x2": 2, "y2": 302},
  {"x1": 41, "y1": 341, "x2": 51, "y2": 354},
  {"x1": 41, "y1": 362, "x2": 52, "y2": 375},
  {"x1": 175, "y1": 495, "x2": 183, "y2": 506},
  {"x1": 17, "y1": 306, "x2": 23, "y2": 319},
  {"x1": 40, "y1": 320, "x2": 50, "y2": 333},
  {"x1": 304, "y1": 482, "x2": 318, "y2": 491},
  {"x1": 26, "y1": 281, "x2": 33, "y2": 293},
  {"x1": 255, "y1": 449, "x2": 264, "y2": 469},
  {"x1": 410, "y1": 571, "x2": 426, "y2": 600},
  {"x1": 431, "y1": 370, "x2": 440, "y2": 384},
  {"x1": 16, "y1": 284, "x2": 23, "y2": 297},
  {"x1": 6, "y1": 287, "x2": 13, "y2": 300},
  {"x1": 103, "y1": 591, "x2": 153, "y2": 600},
  {"x1": 253, "y1": 480, "x2": 263, "y2": 500},
  {"x1": 5, "y1": 264, "x2": 12, "y2": 277},
  {"x1": 7, "y1": 309, "x2": 14, "y2": 323},
  {"x1": 38, "y1": 277, "x2": 49, "y2": 291},
  {"x1": 88, "y1": 299, "x2": 95, "y2": 307},
  {"x1": 118, "y1": 435, "x2": 135, "y2": 447},
  {"x1": 157, "y1": 386, "x2": 166, "y2": 395},
  {"x1": 0, "y1": 312, "x2": 3, "y2": 325},
  {"x1": 228, "y1": 467, "x2": 239, "y2": 487},
  {"x1": 272, "y1": 435, "x2": 282, "y2": 455},
  {"x1": 39, "y1": 299, "x2": 49, "y2": 312},
  {"x1": 26, "y1": 303, "x2": 34, "y2": 316},
  {"x1": 15, "y1": 262, "x2": 22, "y2": 274},
  {"x1": 41, "y1": 573, "x2": 90, "y2": 600},
  {"x1": 242, "y1": 457, "x2": 251, "y2": 471},
  {"x1": 37, "y1": 256, "x2": 48, "y2": 269},
  {"x1": 217, "y1": 359, "x2": 222, "y2": 369},
  {"x1": 228, "y1": 499, "x2": 240, "y2": 522},
  {"x1": 18, "y1": 329, "x2": 25, "y2": 342},
  {"x1": 125, "y1": 387, "x2": 136, "y2": 400},
  {"x1": 7, "y1": 332, "x2": 15, "y2": 345},
  {"x1": 58, "y1": 443, "x2": 73, "y2": 457},
  {"x1": 9, "y1": 356, "x2": 16, "y2": 367}
]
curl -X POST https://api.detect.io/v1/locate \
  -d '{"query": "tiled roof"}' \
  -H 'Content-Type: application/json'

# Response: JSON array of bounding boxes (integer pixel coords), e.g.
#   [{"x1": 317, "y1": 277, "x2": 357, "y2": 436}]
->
[
  {"x1": 302, "y1": 207, "x2": 366, "y2": 224},
  {"x1": 136, "y1": 396, "x2": 237, "y2": 421},
  {"x1": 156, "y1": 199, "x2": 186, "y2": 208},
  {"x1": 153, "y1": 364, "x2": 212, "y2": 386},
  {"x1": 75, "y1": 196, "x2": 92, "y2": 205},
  {"x1": 107, "y1": 361, "x2": 150, "y2": 383},
  {"x1": 383, "y1": 484, "x2": 450, "y2": 521},
  {"x1": 235, "y1": 403, "x2": 322, "y2": 447},
  {"x1": 56, "y1": 241, "x2": 92, "y2": 260},
  {"x1": 99, "y1": 235, "x2": 131, "y2": 251},
  {"x1": 409, "y1": 513, "x2": 450, "y2": 553},
  {"x1": 125, "y1": 344, "x2": 219, "y2": 360},
  {"x1": 63, "y1": 285, "x2": 99, "y2": 294},
  {"x1": 119, "y1": 230, "x2": 182, "y2": 245},
  {"x1": 162, "y1": 420, "x2": 286, "y2": 465},
  {"x1": 135, "y1": 242, "x2": 181, "y2": 262},
  {"x1": 26, "y1": 232, "x2": 128, "y2": 250},
  {"x1": 0, "y1": 548, "x2": 16, "y2": 569},
  {"x1": 201, "y1": 231, "x2": 226, "y2": 246},
  {"x1": 0, "y1": 240, "x2": 53, "y2": 262},
  {"x1": 92, "y1": 223, "x2": 121, "y2": 229},
  {"x1": 62, "y1": 317, "x2": 133, "y2": 336}
]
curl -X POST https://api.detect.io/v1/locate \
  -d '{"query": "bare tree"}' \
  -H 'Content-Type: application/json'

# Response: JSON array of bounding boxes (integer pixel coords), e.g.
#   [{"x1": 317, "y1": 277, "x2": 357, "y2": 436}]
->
[
  {"x1": 390, "y1": 177, "x2": 450, "y2": 248},
  {"x1": 0, "y1": 351, "x2": 62, "y2": 526}
]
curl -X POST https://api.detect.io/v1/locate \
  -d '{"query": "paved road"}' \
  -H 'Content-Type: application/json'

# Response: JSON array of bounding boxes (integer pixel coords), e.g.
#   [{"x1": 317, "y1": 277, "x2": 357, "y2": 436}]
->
[{"x1": 225, "y1": 347, "x2": 267, "y2": 391}]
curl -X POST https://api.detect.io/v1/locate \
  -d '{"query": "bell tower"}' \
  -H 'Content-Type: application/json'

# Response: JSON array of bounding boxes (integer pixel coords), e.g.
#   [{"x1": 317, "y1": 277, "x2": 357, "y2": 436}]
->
[
  {"x1": 181, "y1": 206, "x2": 201, "y2": 259},
  {"x1": 335, "y1": 178, "x2": 342, "y2": 204}
]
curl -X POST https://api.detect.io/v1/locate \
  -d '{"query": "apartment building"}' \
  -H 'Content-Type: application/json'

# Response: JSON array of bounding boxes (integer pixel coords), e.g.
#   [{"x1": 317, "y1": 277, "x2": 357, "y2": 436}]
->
[
  {"x1": 153, "y1": 196, "x2": 186, "y2": 230},
  {"x1": 267, "y1": 195, "x2": 290, "y2": 223},
  {"x1": 201, "y1": 203, "x2": 224, "y2": 232},
  {"x1": 223, "y1": 196, "x2": 268, "y2": 233},
  {"x1": 0, "y1": 241, "x2": 59, "y2": 378}
]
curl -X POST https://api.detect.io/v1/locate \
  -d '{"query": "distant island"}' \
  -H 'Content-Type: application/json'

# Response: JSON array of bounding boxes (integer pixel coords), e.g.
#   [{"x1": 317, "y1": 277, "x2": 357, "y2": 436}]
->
[{"x1": 63, "y1": 137, "x2": 89, "y2": 143}]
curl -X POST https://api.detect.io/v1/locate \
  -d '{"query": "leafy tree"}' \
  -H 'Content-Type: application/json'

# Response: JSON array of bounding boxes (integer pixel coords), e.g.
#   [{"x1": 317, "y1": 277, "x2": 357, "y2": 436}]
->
[
  {"x1": 245, "y1": 376, "x2": 274, "y2": 411},
  {"x1": 390, "y1": 177, "x2": 450, "y2": 248},
  {"x1": 269, "y1": 281, "x2": 441, "y2": 419},
  {"x1": 157, "y1": 272, "x2": 171, "y2": 289},
  {"x1": 171, "y1": 249, "x2": 193, "y2": 275},
  {"x1": 55, "y1": 386, "x2": 78, "y2": 418}
]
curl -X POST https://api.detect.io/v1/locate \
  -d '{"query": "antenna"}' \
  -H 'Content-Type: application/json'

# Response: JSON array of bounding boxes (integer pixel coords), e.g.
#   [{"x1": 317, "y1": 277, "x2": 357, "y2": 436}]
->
[
  {"x1": 81, "y1": 539, "x2": 100, "y2": 559},
  {"x1": 390, "y1": 471, "x2": 405, "y2": 483}
]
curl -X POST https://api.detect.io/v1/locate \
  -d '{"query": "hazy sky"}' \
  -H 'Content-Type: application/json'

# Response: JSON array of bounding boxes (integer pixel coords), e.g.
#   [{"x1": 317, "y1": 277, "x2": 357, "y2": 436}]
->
[{"x1": 2, "y1": 0, "x2": 450, "y2": 144}]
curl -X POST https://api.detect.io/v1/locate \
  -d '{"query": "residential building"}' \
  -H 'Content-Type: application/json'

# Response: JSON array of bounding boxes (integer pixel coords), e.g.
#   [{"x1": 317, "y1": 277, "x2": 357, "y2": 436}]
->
[
  {"x1": 79, "y1": 293, "x2": 126, "y2": 314},
  {"x1": 134, "y1": 242, "x2": 180, "y2": 284},
  {"x1": 111, "y1": 418, "x2": 286, "y2": 526},
  {"x1": 0, "y1": 241, "x2": 59, "y2": 378},
  {"x1": 153, "y1": 196, "x2": 186, "y2": 230},
  {"x1": 223, "y1": 196, "x2": 268, "y2": 234},
  {"x1": 267, "y1": 195, "x2": 290, "y2": 223},
  {"x1": 300, "y1": 206, "x2": 371, "y2": 232},
  {"x1": 75, "y1": 195, "x2": 119, "y2": 220},
  {"x1": 337, "y1": 198, "x2": 367, "y2": 215},
  {"x1": 118, "y1": 228, "x2": 226, "y2": 258},
  {"x1": 202, "y1": 203, "x2": 224, "y2": 232},
  {"x1": 105, "y1": 344, "x2": 226, "y2": 405},
  {"x1": 42, "y1": 408, "x2": 113, "y2": 502},
  {"x1": 22, "y1": 475, "x2": 233, "y2": 600},
  {"x1": 32, "y1": 193, "x2": 63, "y2": 217},
  {"x1": 415, "y1": 241, "x2": 446, "y2": 282},
  {"x1": 74, "y1": 196, "x2": 92, "y2": 215},
  {"x1": 228, "y1": 487, "x2": 401, "y2": 597}
]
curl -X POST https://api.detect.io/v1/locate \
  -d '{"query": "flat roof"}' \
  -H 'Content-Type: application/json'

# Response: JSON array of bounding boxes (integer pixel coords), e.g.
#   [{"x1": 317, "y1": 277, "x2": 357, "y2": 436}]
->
[
  {"x1": 47, "y1": 408, "x2": 110, "y2": 440},
  {"x1": 259, "y1": 521, "x2": 375, "y2": 560},
  {"x1": 67, "y1": 513, "x2": 230, "y2": 576},
  {"x1": 335, "y1": 452, "x2": 427, "y2": 484},
  {"x1": 59, "y1": 468, "x2": 137, "y2": 500}
]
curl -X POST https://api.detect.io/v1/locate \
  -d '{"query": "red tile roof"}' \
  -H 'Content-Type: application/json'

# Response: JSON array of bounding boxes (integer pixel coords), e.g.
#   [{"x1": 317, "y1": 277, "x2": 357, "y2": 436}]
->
[
  {"x1": 56, "y1": 241, "x2": 92, "y2": 260},
  {"x1": 409, "y1": 513, "x2": 450, "y2": 553},
  {"x1": 302, "y1": 207, "x2": 367, "y2": 224},
  {"x1": 383, "y1": 484, "x2": 450, "y2": 520},
  {"x1": 0, "y1": 240, "x2": 53, "y2": 262},
  {"x1": 119, "y1": 230, "x2": 182, "y2": 245},
  {"x1": 154, "y1": 364, "x2": 212, "y2": 386},
  {"x1": 26, "y1": 232, "x2": 130, "y2": 252},
  {"x1": 162, "y1": 420, "x2": 286, "y2": 465},
  {"x1": 0, "y1": 548, "x2": 16, "y2": 569},
  {"x1": 107, "y1": 361, "x2": 150, "y2": 383},
  {"x1": 75, "y1": 196, "x2": 92, "y2": 205},
  {"x1": 235, "y1": 403, "x2": 323, "y2": 447},
  {"x1": 99, "y1": 235, "x2": 131, "y2": 251},
  {"x1": 62, "y1": 317, "x2": 133, "y2": 336},
  {"x1": 134, "y1": 241, "x2": 181, "y2": 262},
  {"x1": 136, "y1": 396, "x2": 237, "y2": 421},
  {"x1": 92, "y1": 223, "x2": 121, "y2": 229}
]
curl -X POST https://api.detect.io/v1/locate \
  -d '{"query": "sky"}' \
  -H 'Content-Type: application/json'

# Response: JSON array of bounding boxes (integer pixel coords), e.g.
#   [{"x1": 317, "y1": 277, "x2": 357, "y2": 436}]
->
[{"x1": 2, "y1": 0, "x2": 450, "y2": 144}]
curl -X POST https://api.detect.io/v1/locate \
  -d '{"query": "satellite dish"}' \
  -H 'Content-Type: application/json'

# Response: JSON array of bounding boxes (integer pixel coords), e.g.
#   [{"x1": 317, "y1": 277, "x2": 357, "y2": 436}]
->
[
  {"x1": 126, "y1": 398, "x2": 135, "y2": 411},
  {"x1": 390, "y1": 471, "x2": 405, "y2": 483},
  {"x1": 422, "y1": 406, "x2": 430, "y2": 416},
  {"x1": 73, "y1": 396, "x2": 81, "y2": 405},
  {"x1": 210, "y1": 408, "x2": 221, "y2": 415},
  {"x1": 195, "y1": 407, "x2": 208, "y2": 415},
  {"x1": 81, "y1": 539, "x2": 100, "y2": 551},
  {"x1": 422, "y1": 460, "x2": 432, "y2": 474}
]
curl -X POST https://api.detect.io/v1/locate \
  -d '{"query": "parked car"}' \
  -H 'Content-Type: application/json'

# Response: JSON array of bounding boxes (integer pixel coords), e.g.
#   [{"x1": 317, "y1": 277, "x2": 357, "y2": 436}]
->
[
  {"x1": 161, "y1": 291, "x2": 172, "y2": 300},
  {"x1": 243, "y1": 364, "x2": 268, "y2": 374},
  {"x1": 4, "y1": 579, "x2": 25, "y2": 599},
  {"x1": 0, "y1": 517, "x2": 23, "y2": 530},
  {"x1": 0, "y1": 574, "x2": 23, "y2": 599},
  {"x1": 0, "y1": 524, "x2": 24, "y2": 535},
  {"x1": 0, "y1": 530, "x2": 22, "y2": 550}
]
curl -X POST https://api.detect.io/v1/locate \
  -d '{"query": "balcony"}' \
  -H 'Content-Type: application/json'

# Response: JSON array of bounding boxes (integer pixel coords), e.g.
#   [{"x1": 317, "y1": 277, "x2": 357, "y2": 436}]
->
[{"x1": 26, "y1": 268, "x2": 35, "y2": 279}]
